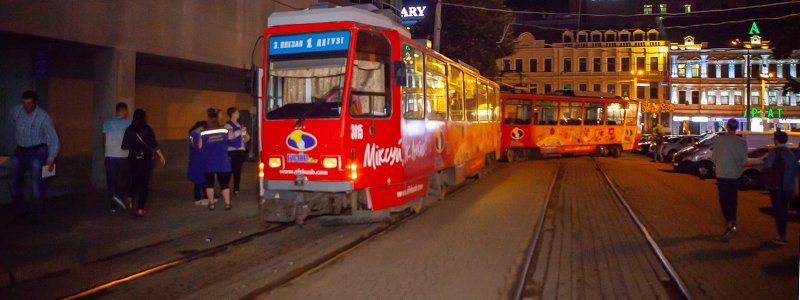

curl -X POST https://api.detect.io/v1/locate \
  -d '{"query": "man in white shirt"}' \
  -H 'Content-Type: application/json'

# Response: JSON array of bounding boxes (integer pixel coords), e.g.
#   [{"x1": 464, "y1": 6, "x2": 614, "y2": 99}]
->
[{"x1": 102, "y1": 102, "x2": 132, "y2": 211}]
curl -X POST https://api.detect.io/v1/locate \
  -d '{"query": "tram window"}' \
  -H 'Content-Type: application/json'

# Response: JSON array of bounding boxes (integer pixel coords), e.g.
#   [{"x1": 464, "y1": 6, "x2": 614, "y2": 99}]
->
[
  {"x1": 266, "y1": 57, "x2": 347, "y2": 120},
  {"x1": 489, "y1": 86, "x2": 499, "y2": 121},
  {"x1": 351, "y1": 30, "x2": 391, "y2": 118},
  {"x1": 464, "y1": 74, "x2": 478, "y2": 121},
  {"x1": 584, "y1": 102, "x2": 604, "y2": 125},
  {"x1": 425, "y1": 56, "x2": 447, "y2": 120},
  {"x1": 624, "y1": 103, "x2": 638, "y2": 126},
  {"x1": 534, "y1": 101, "x2": 558, "y2": 125},
  {"x1": 402, "y1": 47, "x2": 425, "y2": 119},
  {"x1": 606, "y1": 103, "x2": 625, "y2": 125},
  {"x1": 477, "y1": 82, "x2": 489, "y2": 121},
  {"x1": 448, "y1": 66, "x2": 465, "y2": 121},
  {"x1": 559, "y1": 102, "x2": 583, "y2": 125},
  {"x1": 503, "y1": 99, "x2": 531, "y2": 125}
]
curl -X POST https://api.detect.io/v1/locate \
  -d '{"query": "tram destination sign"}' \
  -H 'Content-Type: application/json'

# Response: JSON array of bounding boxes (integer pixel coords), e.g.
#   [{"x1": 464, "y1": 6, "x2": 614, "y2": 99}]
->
[{"x1": 269, "y1": 31, "x2": 350, "y2": 55}]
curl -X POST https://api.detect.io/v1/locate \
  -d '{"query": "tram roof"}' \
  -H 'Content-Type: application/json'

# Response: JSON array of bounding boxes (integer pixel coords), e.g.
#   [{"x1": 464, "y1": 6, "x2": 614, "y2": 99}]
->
[{"x1": 268, "y1": 5, "x2": 411, "y2": 38}]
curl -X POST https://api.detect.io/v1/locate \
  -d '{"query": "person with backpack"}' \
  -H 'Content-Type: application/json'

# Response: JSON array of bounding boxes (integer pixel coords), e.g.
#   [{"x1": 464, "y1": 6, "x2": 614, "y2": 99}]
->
[
  {"x1": 761, "y1": 131, "x2": 798, "y2": 246},
  {"x1": 711, "y1": 118, "x2": 747, "y2": 240},
  {"x1": 121, "y1": 109, "x2": 166, "y2": 217}
]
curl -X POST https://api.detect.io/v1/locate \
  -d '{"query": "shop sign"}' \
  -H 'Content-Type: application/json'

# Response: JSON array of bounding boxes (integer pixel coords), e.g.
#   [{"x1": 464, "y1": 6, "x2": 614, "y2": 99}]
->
[{"x1": 743, "y1": 106, "x2": 783, "y2": 119}]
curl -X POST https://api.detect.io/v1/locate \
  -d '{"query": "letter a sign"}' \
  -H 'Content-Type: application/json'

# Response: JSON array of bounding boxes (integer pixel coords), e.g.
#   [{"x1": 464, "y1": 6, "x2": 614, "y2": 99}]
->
[{"x1": 748, "y1": 22, "x2": 761, "y2": 35}]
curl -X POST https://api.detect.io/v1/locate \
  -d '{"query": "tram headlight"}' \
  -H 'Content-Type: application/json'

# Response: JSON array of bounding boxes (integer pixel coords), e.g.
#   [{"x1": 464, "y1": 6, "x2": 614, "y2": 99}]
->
[
  {"x1": 268, "y1": 157, "x2": 282, "y2": 168},
  {"x1": 349, "y1": 163, "x2": 358, "y2": 180},
  {"x1": 323, "y1": 157, "x2": 338, "y2": 169}
]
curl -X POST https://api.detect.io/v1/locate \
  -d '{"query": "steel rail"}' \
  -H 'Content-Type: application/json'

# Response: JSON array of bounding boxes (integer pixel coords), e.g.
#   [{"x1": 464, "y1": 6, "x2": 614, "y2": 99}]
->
[
  {"x1": 512, "y1": 161, "x2": 562, "y2": 300},
  {"x1": 592, "y1": 157, "x2": 692, "y2": 300}
]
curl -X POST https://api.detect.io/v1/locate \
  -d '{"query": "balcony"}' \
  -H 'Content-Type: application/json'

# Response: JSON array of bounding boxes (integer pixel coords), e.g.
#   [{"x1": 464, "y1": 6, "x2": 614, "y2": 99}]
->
[{"x1": 553, "y1": 41, "x2": 668, "y2": 48}]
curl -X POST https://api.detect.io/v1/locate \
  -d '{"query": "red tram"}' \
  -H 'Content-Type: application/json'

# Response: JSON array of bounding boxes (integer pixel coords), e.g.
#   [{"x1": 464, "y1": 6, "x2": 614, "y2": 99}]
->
[
  {"x1": 259, "y1": 5, "x2": 500, "y2": 224},
  {"x1": 499, "y1": 92, "x2": 641, "y2": 161}
]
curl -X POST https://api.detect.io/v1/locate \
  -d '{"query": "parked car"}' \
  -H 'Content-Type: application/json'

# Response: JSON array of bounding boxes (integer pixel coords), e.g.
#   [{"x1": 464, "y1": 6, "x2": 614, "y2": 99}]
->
[
  {"x1": 673, "y1": 134, "x2": 716, "y2": 173},
  {"x1": 635, "y1": 134, "x2": 654, "y2": 154},
  {"x1": 659, "y1": 135, "x2": 701, "y2": 161},
  {"x1": 675, "y1": 132, "x2": 800, "y2": 178},
  {"x1": 738, "y1": 144, "x2": 800, "y2": 189}
]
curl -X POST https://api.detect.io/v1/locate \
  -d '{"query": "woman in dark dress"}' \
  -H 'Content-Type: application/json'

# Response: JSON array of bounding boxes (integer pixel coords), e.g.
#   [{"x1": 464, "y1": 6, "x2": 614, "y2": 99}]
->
[
  {"x1": 121, "y1": 109, "x2": 166, "y2": 217},
  {"x1": 224, "y1": 107, "x2": 248, "y2": 197}
]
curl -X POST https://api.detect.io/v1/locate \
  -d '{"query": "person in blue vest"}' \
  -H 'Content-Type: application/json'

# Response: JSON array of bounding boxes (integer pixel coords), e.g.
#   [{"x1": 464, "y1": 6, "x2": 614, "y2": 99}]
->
[
  {"x1": 224, "y1": 107, "x2": 249, "y2": 197},
  {"x1": 199, "y1": 108, "x2": 232, "y2": 210},
  {"x1": 188, "y1": 121, "x2": 208, "y2": 204}
]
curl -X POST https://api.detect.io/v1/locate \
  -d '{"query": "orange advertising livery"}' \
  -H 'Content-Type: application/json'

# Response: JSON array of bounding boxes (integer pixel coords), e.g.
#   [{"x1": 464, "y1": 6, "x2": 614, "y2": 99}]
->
[
  {"x1": 259, "y1": 6, "x2": 500, "y2": 224},
  {"x1": 499, "y1": 91, "x2": 641, "y2": 161}
]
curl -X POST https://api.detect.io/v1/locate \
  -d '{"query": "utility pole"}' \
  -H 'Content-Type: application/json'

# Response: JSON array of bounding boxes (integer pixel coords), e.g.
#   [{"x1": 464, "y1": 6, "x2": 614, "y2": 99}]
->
[
  {"x1": 745, "y1": 48, "x2": 751, "y2": 130},
  {"x1": 433, "y1": 0, "x2": 442, "y2": 51}
]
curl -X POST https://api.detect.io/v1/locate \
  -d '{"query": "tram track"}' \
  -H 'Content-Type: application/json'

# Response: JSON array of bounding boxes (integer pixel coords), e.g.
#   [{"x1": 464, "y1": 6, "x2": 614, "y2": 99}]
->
[
  {"x1": 512, "y1": 157, "x2": 691, "y2": 300},
  {"x1": 59, "y1": 164, "x2": 493, "y2": 300}
]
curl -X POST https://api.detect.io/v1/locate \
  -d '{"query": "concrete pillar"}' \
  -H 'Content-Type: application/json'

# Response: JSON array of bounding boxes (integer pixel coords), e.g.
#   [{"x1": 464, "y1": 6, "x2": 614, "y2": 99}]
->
[
  {"x1": 777, "y1": 63, "x2": 784, "y2": 77},
  {"x1": 760, "y1": 55, "x2": 770, "y2": 77},
  {"x1": 700, "y1": 54, "x2": 708, "y2": 78},
  {"x1": 685, "y1": 62, "x2": 692, "y2": 78},
  {"x1": 715, "y1": 64, "x2": 721, "y2": 78},
  {"x1": 670, "y1": 55, "x2": 678, "y2": 77},
  {"x1": 728, "y1": 64, "x2": 735, "y2": 78},
  {"x1": 790, "y1": 63, "x2": 797, "y2": 77},
  {"x1": 91, "y1": 48, "x2": 136, "y2": 189}
]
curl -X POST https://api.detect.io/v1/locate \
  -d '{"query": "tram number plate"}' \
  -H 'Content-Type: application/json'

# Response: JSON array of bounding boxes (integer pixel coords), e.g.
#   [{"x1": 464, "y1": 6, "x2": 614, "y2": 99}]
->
[{"x1": 287, "y1": 153, "x2": 311, "y2": 163}]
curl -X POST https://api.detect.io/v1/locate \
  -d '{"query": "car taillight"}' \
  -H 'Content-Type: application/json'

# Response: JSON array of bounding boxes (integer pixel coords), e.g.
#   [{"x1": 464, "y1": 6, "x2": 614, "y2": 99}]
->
[
  {"x1": 322, "y1": 157, "x2": 338, "y2": 169},
  {"x1": 268, "y1": 157, "x2": 282, "y2": 168}
]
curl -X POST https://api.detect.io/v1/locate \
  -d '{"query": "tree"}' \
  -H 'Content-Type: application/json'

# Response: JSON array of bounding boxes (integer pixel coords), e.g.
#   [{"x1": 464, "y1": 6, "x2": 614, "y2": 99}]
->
[{"x1": 412, "y1": 0, "x2": 515, "y2": 77}]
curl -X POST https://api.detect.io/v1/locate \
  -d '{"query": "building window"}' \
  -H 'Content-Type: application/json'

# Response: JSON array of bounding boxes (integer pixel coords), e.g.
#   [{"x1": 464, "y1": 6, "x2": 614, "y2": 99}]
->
[
  {"x1": 734, "y1": 91, "x2": 743, "y2": 105},
  {"x1": 593, "y1": 84, "x2": 601, "y2": 92},
  {"x1": 579, "y1": 58, "x2": 587, "y2": 72},
  {"x1": 691, "y1": 91, "x2": 700, "y2": 104},
  {"x1": 564, "y1": 58, "x2": 572, "y2": 72},
  {"x1": 621, "y1": 84, "x2": 630, "y2": 97},
  {"x1": 530, "y1": 59, "x2": 538, "y2": 72},
  {"x1": 721, "y1": 64, "x2": 729, "y2": 78},
  {"x1": 564, "y1": 83, "x2": 572, "y2": 90},
  {"x1": 636, "y1": 85, "x2": 645, "y2": 99},
  {"x1": 607, "y1": 84, "x2": 616, "y2": 94},
  {"x1": 751, "y1": 91, "x2": 760, "y2": 105},
  {"x1": 636, "y1": 57, "x2": 645, "y2": 72},
  {"x1": 621, "y1": 57, "x2": 630, "y2": 72},
  {"x1": 735, "y1": 64, "x2": 743, "y2": 78},
  {"x1": 544, "y1": 58, "x2": 552, "y2": 72},
  {"x1": 515, "y1": 59, "x2": 523, "y2": 71},
  {"x1": 650, "y1": 57, "x2": 659, "y2": 71},
  {"x1": 659, "y1": 4, "x2": 667, "y2": 13},
  {"x1": 685, "y1": 4, "x2": 692, "y2": 13},
  {"x1": 531, "y1": 84, "x2": 538, "y2": 94},
  {"x1": 769, "y1": 90, "x2": 777, "y2": 105},
  {"x1": 677, "y1": 63, "x2": 686, "y2": 78},
  {"x1": 607, "y1": 57, "x2": 616, "y2": 72},
  {"x1": 644, "y1": 4, "x2": 653, "y2": 14},
  {"x1": 503, "y1": 59, "x2": 510, "y2": 71},
  {"x1": 720, "y1": 91, "x2": 729, "y2": 105},
  {"x1": 691, "y1": 64, "x2": 700, "y2": 77},
  {"x1": 678, "y1": 91, "x2": 687, "y2": 104},
  {"x1": 544, "y1": 84, "x2": 552, "y2": 94},
  {"x1": 579, "y1": 83, "x2": 587, "y2": 91},
  {"x1": 649, "y1": 82, "x2": 658, "y2": 99},
  {"x1": 606, "y1": 34, "x2": 616, "y2": 42},
  {"x1": 708, "y1": 91, "x2": 717, "y2": 104},
  {"x1": 593, "y1": 57, "x2": 601, "y2": 72}
]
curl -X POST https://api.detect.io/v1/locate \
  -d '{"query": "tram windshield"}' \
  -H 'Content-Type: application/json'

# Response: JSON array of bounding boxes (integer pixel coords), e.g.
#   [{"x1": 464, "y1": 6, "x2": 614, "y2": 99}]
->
[{"x1": 503, "y1": 99, "x2": 532, "y2": 125}]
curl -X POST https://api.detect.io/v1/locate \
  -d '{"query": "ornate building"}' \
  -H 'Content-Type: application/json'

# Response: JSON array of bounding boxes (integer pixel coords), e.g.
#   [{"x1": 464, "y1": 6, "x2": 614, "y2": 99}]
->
[{"x1": 668, "y1": 35, "x2": 800, "y2": 133}]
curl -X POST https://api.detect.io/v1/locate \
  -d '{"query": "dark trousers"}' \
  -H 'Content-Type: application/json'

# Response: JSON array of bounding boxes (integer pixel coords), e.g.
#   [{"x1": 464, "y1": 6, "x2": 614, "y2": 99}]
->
[
  {"x1": 9, "y1": 145, "x2": 48, "y2": 220},
  {"x1": 768, "y1": 189, "x2": 791, "y2": 237},
  {"x1": 193, "y1": 183, "x2": 205, "y2": 201},
  {"x1": 228, "y1": 150, "x2": 247, "y2": 192},
  {"x1": 717, "y1": 178, "x2": 739, "y2": 224},
  {"x1": 129, "y1": 156, "x2": 153, "y2": 210},
  {"x1": 105, "y1": 157, "x2": 130, "y2": 201}
]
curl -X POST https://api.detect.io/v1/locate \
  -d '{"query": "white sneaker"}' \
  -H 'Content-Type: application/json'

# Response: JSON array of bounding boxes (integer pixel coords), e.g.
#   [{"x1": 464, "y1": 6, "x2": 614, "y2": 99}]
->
[
  {"x1": 112, "y1": 196, "x2": 127, "y2": 210},
  {"x1": 194, "y1": 199, "x2": 209, "y2": 206}
]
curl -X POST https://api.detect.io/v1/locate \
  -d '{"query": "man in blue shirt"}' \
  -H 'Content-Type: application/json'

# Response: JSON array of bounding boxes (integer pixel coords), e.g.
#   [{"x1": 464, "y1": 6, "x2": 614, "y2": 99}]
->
[
  {"x1": 102, "y1": 102, "x2": 132, "y2": 211},
  {"x1": 9, "y1": 90, "x2": 59, "y2": 223}
]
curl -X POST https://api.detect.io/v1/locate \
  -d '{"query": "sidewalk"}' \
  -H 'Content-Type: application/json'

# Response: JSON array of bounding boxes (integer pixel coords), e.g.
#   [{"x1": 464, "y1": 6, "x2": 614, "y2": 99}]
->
[
  {"x1": 598, "y1": 155, "x2": 798, "y2": 299},
  {"x1": 0, "y1": 146, "x2": 261, "y2": 289}
]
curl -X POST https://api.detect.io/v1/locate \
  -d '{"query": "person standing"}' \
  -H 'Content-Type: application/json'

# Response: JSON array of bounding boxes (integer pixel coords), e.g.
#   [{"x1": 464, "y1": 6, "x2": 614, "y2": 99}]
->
[
  {"x1": 651, "y1": 131, "x2": 664, "y2": 162},
  {"x1": 189, "y1": 121, "x2": 208, "y2": 205},
  {"x1": 761, "y1": 131, "x2": 798, "y2": 246},
  {"x1": 224, "y1": 107, "x2": 248, "y2": 197},
  {"x1": 9, "y1": 90, "x2": 59, "y2": 223},
  {"x1": 121, "y1": 109, "x2": 166, "y2": 217},
  {"x1": 711, "y1": 118, "x2": 747, "y2": 240},
  {"x1": 102, "y1": 102, "x2": 132, "y2": 211},
  {"x1": 200, "y1": 108, "x2": 232, "y2": 210}
]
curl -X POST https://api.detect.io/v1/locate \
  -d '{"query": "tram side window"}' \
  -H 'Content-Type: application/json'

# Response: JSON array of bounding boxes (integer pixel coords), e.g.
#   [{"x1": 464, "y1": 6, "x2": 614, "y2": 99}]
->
[
  {"x1": 477, "y1": 82, "x2": 489, "y2": 121},
  {"x1": 351, "y1": 30, "x2": 391, "y2": 118},
  {"x1": 503, "y1": 99, "x2": 531, "y2": 125},
  {"x1": 464, "y1": 74, "x2": 478, "y2": 121},
  {"x1": 535, "y1": 101, "x2": 558, "y2": 125},
  {"x1": 559, "y1": 102, "x2": 583, "y2": 125},
  {"x1": 425, "y1": 56, "x2": 447, "y2": 120},
  {"x1": 448, "y1": 66, "x2": 465, "y2": 121},
  {"x1": 402, "y1": 46, "x2": 425, "y2": 119},
  {"x1": 606, "y1": 103, "x2": 625, "y2": 125},
  {"x1": 489, "y1": 86, "x2": 499, "y2": 121},
  {"x1": 584, "y1": 102, "x2": 604, "y2": 125}
]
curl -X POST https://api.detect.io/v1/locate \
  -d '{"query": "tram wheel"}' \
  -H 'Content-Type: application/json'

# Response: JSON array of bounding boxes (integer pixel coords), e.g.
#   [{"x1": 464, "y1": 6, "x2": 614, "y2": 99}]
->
[{"x1": 505, "y1": 149, "x2": 516, "y2": 163}]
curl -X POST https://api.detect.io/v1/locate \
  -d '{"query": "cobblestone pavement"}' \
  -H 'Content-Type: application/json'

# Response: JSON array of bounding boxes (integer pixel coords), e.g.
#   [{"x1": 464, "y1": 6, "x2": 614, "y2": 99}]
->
[
  {"x1": 264, "y1": 160, "x2": 560, "y2": 300},
  {"x1": 522, "y1": 157, "x2": 674, "y2": 299},
  {"x1": 598, "y1": 155, "x2": 798, "y2": 299}
]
